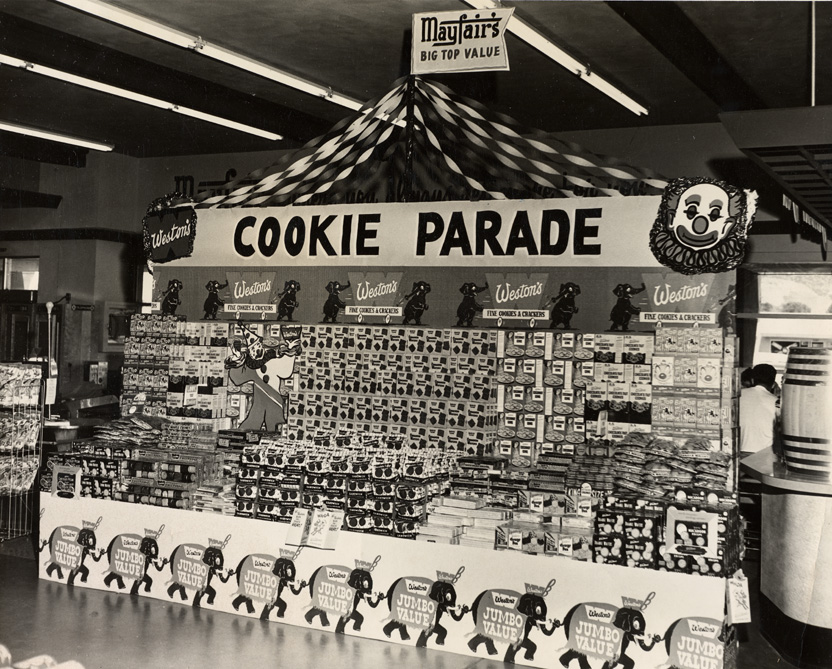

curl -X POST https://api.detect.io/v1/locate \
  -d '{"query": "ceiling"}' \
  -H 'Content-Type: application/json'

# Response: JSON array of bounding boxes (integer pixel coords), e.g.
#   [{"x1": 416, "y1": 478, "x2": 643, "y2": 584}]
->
[{"x1": 0, "y1": 0, "x2": 828, "y2": 166}]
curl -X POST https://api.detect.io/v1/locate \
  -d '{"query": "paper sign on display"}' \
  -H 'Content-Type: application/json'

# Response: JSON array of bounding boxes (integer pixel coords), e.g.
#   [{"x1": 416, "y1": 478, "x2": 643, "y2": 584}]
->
[
  {"x1": 44, "y1": 378, "x2": 57, "y2": 405},
  {"x1": 411, "y1": 8, "x2": 514, "y2": 74},
  {"x1": 727, "y1": 574, "x2": 752, "y2": 625},
  {"x1": 305, "y1": 509, "x2": 343, "y2": 550},
  {"x1": 286, "y1": 508, "x2": 312, "y2": 546}
]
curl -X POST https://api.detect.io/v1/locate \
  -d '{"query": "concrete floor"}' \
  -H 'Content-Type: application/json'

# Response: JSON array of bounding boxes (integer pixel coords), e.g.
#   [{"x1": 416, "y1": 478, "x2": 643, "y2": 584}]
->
[{"x1": 0, "y1": 537, "x2": 796, "y2": 669}]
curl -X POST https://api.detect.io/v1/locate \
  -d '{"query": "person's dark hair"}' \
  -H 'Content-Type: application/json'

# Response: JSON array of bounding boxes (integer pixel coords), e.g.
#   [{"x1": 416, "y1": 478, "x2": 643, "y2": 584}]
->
[
  {"x1": 740, "y1": 368, "x2": 754, "y2": 388},
  {"x1": 752, "y1": 364, "x2": 777, "y2": 389}
]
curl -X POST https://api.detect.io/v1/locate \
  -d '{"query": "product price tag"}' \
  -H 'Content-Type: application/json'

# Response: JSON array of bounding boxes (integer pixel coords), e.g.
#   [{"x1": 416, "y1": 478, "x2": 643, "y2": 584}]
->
[
  {"x1": 285, "y1": 508, "x2": 312, "y2": 547},
  {"x1": 727, "y1": 572, "x2": 752, "y2": 624},
  {"x1": 44, "y1": 378, "x2": 57, "y2": 405},
  {"x1": 184, "y1": 385, "x2": 199, "y2": 406},
  {"x1": 306, "y1": 508, "x2": 344, "y2": 550}
]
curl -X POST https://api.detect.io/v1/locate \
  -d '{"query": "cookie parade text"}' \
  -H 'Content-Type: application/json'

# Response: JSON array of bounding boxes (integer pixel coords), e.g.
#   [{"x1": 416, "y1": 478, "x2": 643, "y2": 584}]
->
[{"x1": 231, "y1": 208, "x2": 604, "y2": 261}]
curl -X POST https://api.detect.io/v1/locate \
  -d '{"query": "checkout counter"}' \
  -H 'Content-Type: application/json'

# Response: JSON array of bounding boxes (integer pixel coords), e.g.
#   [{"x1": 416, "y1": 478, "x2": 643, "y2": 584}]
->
[{"x1": 742, "y1": 448, "x2": 832, "y2": 669}]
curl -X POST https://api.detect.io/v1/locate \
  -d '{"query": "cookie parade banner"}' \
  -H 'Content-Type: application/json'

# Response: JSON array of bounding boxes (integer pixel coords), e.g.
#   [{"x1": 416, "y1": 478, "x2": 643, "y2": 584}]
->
[
  {"x1": 172, "y1": 198, "x2": 663, "y2": 269},
  {"x1": 153, "y1": 197, "x2": 734, "y2": 330},
  {"x1": 40, "y1": 496, "x2": 730, "y2": 669}
]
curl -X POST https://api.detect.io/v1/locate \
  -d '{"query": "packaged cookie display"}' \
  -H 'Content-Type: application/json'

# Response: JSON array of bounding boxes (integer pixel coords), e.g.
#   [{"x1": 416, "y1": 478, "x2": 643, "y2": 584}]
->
[{"x1": 290, "y1": 325, "x2": 497, "y2": 451}]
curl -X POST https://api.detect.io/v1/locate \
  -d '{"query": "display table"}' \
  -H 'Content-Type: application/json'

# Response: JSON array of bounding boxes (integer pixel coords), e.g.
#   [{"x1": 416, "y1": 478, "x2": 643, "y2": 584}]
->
[
  {"x1": 741, "y1": 449, "x2": 832, "y2": 669},
  {"x1": 39, "y1": 495, "x2": 730, "y2": 669}
]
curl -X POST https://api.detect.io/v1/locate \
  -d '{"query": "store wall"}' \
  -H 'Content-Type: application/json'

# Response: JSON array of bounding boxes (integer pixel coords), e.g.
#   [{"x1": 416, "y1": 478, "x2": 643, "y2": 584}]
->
[
  {"x1": 744, "y1": 233, "x2": 828, "y2": 264},
  {"x1": 0, "y1": 238, "x2": 97, "y2": 303},
  {"x1": 1, "y1": 146, "x2": 290, "y2": 324},
  {"x1": 2, "y1": 148, "x2": 290, "y2": 234},
  {"x1": 0, "y1": 155, "x2": 41, "y2": 193}
]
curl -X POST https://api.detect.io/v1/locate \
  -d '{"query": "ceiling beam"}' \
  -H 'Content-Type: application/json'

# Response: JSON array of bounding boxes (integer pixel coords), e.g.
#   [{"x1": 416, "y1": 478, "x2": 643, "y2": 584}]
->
[
  {"x1": 0, "y1": 12, "x2": 332, "y2": 147},
  {"x1": 0, "y1": 187, "x2": 63, "y2": 209},
  {"x1": 606, "y1": 1, "x2": 768, "y2": 112},
  {"x1": 0, "y1": 131, "x2": 88, "y2": 167}
]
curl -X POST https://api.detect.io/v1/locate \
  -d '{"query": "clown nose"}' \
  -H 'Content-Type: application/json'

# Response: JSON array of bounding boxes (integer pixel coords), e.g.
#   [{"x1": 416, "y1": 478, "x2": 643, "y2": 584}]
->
[{"x1": 692, "y1": 216, "x2": 710, "y2": 235}]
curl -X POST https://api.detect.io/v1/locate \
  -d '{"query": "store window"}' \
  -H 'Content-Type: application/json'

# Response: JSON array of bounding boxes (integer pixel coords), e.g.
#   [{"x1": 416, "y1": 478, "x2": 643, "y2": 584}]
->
[
  {"x1": 1, "y1": 257, "x2": 40, "y2": 290},
  {"x1": 758, "y1": 273, "x2": 832, "y2": 314},
  {"x1": 752, "y1": 272, "x2": 832, "y2": 372}
]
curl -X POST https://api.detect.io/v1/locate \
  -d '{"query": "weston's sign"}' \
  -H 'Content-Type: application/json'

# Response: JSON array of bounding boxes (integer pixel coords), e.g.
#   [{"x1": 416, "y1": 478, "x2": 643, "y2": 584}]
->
[
  {"x1": 411, "y1": 8, "x2": 514, "y2": 74},
  {"x1": 226, "y1": 272, "x2": 276, "y2": 304},
  {"x1": 640, "y1": 272, "x2": 717, "y2": 324},
  {"x1": 142, "y1": 193, "x2": 197, "y2": 264},
  {"x1": 484, "y1": 273, "x2": 549, "y2": 322},
  {"x1": 346, "y1": 271, "x2": 404, "y2": 319},
  {"x1": 175, "y1": 197, "x2": 664, "y2": 269}
]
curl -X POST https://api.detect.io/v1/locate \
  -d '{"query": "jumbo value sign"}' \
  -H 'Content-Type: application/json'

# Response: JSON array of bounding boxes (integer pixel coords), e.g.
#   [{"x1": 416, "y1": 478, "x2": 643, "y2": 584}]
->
[
  {"x1": 174, "y1": 197, "x2": 664, "y2": 269},
  {"x1": 412, "y1": 8, "x2": 514, "y2": 74}
]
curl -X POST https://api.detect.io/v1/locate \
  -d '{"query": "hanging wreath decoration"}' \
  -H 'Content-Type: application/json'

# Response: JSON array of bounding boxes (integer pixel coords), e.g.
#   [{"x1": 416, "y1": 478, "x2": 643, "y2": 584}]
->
[
  {"x1": 142, "y1": 191, "x2": 197, "y2": 264},
  {"x1": 649, "y1": 177, "x2": 757, "y2": 275}
]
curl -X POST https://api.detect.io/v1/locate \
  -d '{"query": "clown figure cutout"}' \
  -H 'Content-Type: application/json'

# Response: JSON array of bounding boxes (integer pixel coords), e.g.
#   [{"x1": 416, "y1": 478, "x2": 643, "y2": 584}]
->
[
  {"x1": 650, "y1": 177, "x2": 756, "y2": 275},
  {"x1": 225, "y1": 325, "x2": 302, "y2": 431}
]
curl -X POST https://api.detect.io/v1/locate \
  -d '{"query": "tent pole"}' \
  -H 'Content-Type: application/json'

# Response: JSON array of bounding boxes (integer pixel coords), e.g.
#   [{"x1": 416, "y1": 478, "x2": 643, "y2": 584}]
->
[{"x1": 402, "y1": 75, "x2": 417, "y2": 203}]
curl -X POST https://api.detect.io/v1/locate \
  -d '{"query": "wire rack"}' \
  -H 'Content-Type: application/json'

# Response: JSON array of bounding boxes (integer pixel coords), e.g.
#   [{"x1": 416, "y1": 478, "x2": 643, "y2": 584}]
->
[{"x1": 0, "y1": 364, "x2": 43, "y2": 542}]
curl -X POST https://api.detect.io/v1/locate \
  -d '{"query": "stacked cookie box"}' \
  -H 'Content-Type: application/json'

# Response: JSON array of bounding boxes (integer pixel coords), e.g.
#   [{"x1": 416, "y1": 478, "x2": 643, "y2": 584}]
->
[
  {"x1": 583, "y1": 332, "x2": 655, "y2": 442},
  {"x1": 287, "y1": 325, "x2": 497, "y2": 452},
  {"x1": 42, "y1": 416, "x2": 163, "y2": 501},
  {"x1": 121, "y1": 314, "x2": 183, "y2": 418},
  {"x1": 44, "y1": 438, "x2": 222, "y2": 509},
  {"x1": 122, "y1": 314, "x2": 231, "y2": 430},
  {"x1": 651, "y1": 326, "x2": 738, "y2": 452},
  {"x1": 115, "y1": 447, "x2": 221, "y2": 509},
  {"x1": 594, "y1": 495, "x2": 740, "y2": 577},
  {"x1": 495, "y1": 493, "x2": 594, "y2": 561},
  {"x1": 495, "y1": 331, "x2": 590, "y2": 472},
  {"x1": 418, "y1": 496, "x2": 512, "y2": 547},
  {"x1": 166, "y1": 321, "x2": 231, "y2": 428},
  {"x1": 232, "y1": 433, "x2": 450, "y2": 538}
]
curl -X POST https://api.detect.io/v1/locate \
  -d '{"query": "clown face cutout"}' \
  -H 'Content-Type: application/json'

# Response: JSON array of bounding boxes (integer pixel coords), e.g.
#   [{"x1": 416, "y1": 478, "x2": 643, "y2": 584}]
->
[
  {"x1": 669, "y1": 183, "x2": 735, "y2": 251},
  {"x1": 650, "y1": 177, "x2": 757, "y2": 275}
]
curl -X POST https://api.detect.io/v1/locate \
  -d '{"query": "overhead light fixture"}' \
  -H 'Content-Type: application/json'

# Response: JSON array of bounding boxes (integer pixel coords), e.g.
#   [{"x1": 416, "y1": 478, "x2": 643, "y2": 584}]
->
[
  {"x1": 461, "y1": 0, "x2": 648, "y2": 116},
  {"x1": 0, "y1": 53, "x2": 282, "y2": 140},
  {"x1": 51, "y1": 0, "x2": 365, "y2": 112},
  {"x1": 0, "y1": 120, "x2": 114, "y2": 151}
]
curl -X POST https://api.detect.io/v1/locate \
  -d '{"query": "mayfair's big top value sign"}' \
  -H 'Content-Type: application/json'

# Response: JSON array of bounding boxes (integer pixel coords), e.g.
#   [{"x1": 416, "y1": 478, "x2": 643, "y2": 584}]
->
[{"x1": 411, "y1": 8, "x2": 514, "y2": 75}]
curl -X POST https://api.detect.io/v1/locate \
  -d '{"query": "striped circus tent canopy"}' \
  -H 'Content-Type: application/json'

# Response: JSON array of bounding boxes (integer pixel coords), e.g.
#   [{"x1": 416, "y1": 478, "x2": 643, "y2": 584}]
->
[{"x1": 196, "y1": 77, "x2": 668, "y2": 209}]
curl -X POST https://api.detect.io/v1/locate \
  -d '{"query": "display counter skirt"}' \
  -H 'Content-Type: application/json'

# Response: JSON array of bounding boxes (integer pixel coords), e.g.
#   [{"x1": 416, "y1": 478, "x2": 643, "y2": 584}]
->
[{"x1": 39, "y1": 496, "x2": 729, "y2": 669}]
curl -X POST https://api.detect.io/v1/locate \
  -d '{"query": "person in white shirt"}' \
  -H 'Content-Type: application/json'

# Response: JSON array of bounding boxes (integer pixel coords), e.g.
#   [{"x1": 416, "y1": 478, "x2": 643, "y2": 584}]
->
[{"x1": 740, "y1": 364, "x2": 780, "y2": 455}]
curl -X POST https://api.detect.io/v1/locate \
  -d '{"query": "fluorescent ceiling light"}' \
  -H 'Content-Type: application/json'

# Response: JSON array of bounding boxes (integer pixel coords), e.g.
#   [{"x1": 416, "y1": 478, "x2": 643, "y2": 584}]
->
[
  {"x1": 461, "y1": 0, "x2": 648, "y2": 116},
  {"x1": 52, "y1": 0, "x2": 365, "y2": 112},
  {"x1": 0, "y1": 53, "x2": 282, "y2": 140},
  {"x1": 0, "y1": 120, "x2": 114, "y2": 151}
]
